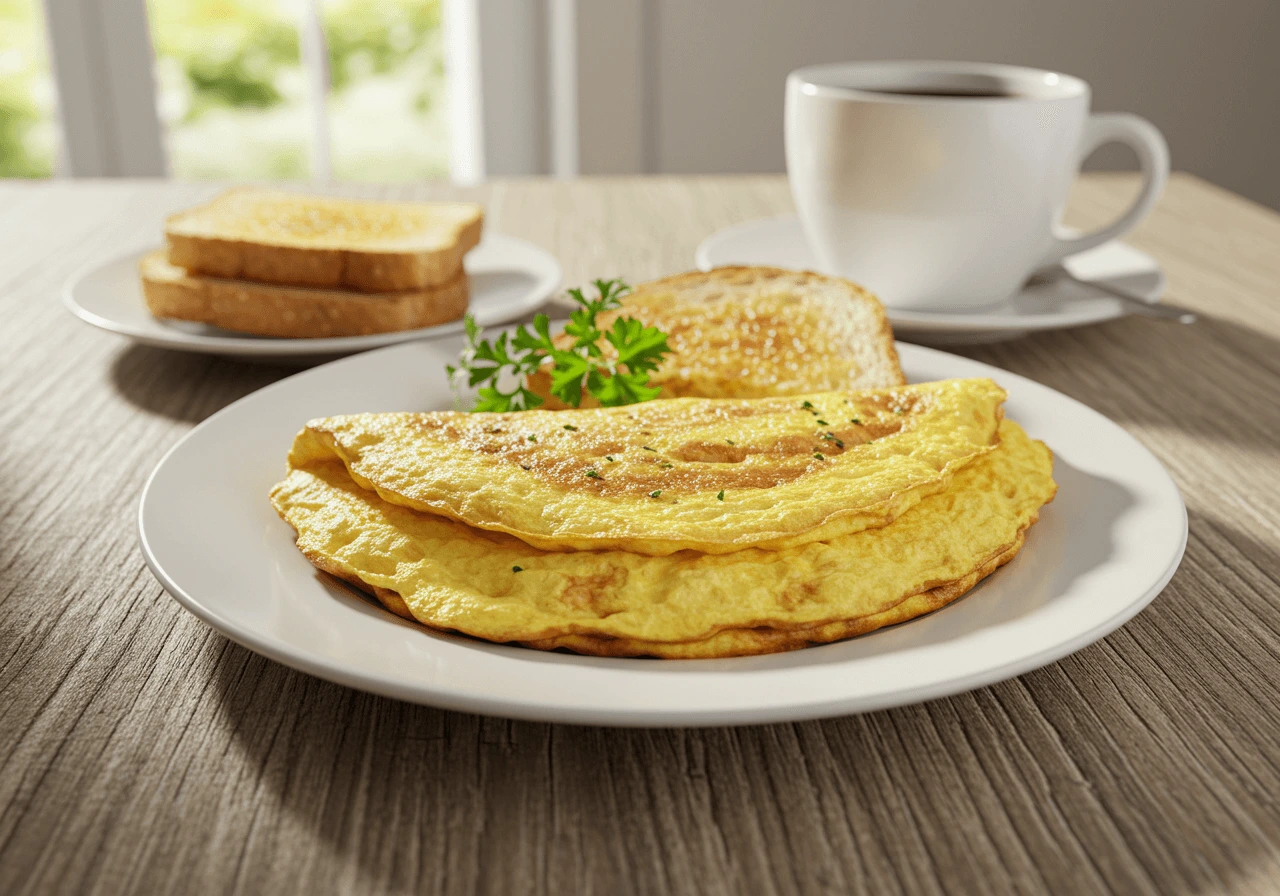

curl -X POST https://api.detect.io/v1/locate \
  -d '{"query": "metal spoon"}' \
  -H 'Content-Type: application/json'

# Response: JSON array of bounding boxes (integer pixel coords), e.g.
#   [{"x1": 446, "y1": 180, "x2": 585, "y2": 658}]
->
[{"x1": 1027, "y1": 265, "x2": 1197, "y2": 324}]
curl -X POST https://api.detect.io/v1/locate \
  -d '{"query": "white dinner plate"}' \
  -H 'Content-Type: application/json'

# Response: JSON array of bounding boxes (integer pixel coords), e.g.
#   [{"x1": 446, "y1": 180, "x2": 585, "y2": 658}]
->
[
  {"x1": 64, "y1": 233, "x2": 561, "y2": 359},
  {"x1": 695, "y1": 216, "x2": 1166, "y2": 344},
  {"x1": 139, "y1": 339, "x2": 1186, "y2": 727}
]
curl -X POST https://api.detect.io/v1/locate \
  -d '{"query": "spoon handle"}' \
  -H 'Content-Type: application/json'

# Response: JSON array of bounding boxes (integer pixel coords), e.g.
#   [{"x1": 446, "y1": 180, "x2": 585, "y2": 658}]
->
[{"x1": 1068, "y1": 272, "x2": 1198, "y2": 324}]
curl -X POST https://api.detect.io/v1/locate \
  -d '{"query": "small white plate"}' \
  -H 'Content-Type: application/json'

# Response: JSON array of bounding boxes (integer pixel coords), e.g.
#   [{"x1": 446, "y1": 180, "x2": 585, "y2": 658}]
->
[
  {"x1": 138, "y1": 339, "x2": 1186, "y2": 727},
  {"x1": 695, "y1": 216, "x2": 1166, "y2": 344},
  {"x1": 64, "y1": 233, "x2": 561, "y2": 359}
]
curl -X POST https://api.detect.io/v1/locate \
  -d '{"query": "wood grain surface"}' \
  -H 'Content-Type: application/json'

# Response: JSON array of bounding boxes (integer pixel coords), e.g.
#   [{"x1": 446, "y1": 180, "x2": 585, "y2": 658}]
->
[{"x1": 1, "y1": 174, "x2": 1278, "y2": 896}]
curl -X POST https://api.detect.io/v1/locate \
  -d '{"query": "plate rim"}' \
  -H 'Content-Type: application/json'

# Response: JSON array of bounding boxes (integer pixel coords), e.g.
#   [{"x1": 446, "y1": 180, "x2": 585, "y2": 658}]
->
[
  {"x1": 694, "y1": 214, "x2": 1166, "y2": 333},
  {"x1": 137, "y1": 339, "x2": 1188, "y2": 727},
  {"x1": 63, "y1": 233, "x2": 562, "y2": 357}
]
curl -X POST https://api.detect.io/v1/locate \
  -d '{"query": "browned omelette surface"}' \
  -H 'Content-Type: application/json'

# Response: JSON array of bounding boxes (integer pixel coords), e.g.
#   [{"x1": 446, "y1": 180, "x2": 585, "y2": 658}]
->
[
  {"x1": 286, "y1": 378, "x2": 1006, "y2": 555},
  {"x1": 270, "y1": 419, "x2": 1056, "y2": 657}
]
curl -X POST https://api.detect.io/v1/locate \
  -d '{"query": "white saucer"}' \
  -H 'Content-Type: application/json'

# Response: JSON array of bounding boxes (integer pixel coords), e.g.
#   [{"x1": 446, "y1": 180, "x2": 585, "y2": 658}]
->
[
  {"x1": 64, "y1": 233, "x2": 562, "y2": 360},
  {"x1": 138, "y1": 338, "x2": 1186, "y2": 727},
  {"x1": 695, "y1": 216, "x2": 1166, "y2": 344}
]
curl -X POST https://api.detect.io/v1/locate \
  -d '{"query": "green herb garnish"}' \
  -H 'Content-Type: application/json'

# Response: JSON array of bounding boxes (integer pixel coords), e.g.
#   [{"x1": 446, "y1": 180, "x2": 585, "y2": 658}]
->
[
  {"x1": 813, "y1": 452, "x2": 825, "y2": 460},
  {"x1": 585, "y1": 468, "x2": 600, "y2": 478},
  {"x1": 605, "y1": 455, "x2": 615, "y2": 462},
  {"x1": 512, "y1": 566, "x2": 523, "y2": 573},
  {"x1": 717, "y1": 490, "x2": 725, "y2": 501},
  {"x1": 816, "y1": 419, "x2": 828, "y2": 426},
  {"x1": 527, "y1": 434, "x2": 537, "y2": 442},
  {"x1": 725, "y1": 439, "x2": 736, "y2": 446},
  {"x1": 850, "y1": 417, "x2": 861, "y2": 425},
  {"x1": 659, "y1": 462, "x2": 673, "y2": 469},
  {"x1": 642, "y1": 446, "x2": 656, "y2": 452},
  {"x1": 649, "y1": 490, "x2": 661, "y2": 498},
  {"x1": 446, "y1": 279, "x2": 671, "y2": 412},
  {"x1": 801, "y1": 401, "x2": 815, "y2": 410},
  {"x1": 563, "y1": 424, "x2": 578, "y2": 431}
]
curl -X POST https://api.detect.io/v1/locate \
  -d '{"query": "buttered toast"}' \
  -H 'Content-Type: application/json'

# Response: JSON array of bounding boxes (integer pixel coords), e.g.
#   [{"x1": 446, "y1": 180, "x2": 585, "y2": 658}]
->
[
  {"x1": 139, "y1": 250, "x2": 469, "y2": 338},
  {"x1": 165, "y1": 188, "x2": 483, "y2": 292},
  {"x1": 528, "y1": 266, "x2": 904, "y2": 406}
]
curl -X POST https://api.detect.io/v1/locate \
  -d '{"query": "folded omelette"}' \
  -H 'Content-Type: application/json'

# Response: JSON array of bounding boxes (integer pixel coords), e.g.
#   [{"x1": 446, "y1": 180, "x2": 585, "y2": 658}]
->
[
  {"x1": 287, "y1": 378, "x2": 1006, "y2": 555},
  {"x1": 271, "y1": 378, "x2": 1056, "y2": 658}
]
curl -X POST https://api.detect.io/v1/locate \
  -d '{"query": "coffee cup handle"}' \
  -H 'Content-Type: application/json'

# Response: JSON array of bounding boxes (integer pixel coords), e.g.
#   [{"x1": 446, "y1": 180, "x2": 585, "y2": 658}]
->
[{"x1": 1040, "y1": 113, "x2": 1169, "y2": 265}]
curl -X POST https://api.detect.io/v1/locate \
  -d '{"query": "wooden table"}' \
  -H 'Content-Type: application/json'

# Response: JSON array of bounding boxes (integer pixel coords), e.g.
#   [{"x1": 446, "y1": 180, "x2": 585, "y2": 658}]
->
[{"x1": 2, "y1": 174, "x2": 1278, "y2": 895}]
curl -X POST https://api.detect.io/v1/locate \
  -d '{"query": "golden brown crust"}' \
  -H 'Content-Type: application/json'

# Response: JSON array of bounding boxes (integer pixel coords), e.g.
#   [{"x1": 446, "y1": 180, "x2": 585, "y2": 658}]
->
[
  {"x1": 517, "y1": 523, "x2": 1032, "y2": 657},
  {"x1": 529, "y1": 265, "x2": 904, "y2": 408},
  {"x1": 279, "y1": 507, "x2": 1040, "y2": 659},
  {"x1": 140, "y1": 251, "x2": 469, "y2": 338},
  {"x1": 165, "y1": 198, "x2": 483, "y2": 292}
]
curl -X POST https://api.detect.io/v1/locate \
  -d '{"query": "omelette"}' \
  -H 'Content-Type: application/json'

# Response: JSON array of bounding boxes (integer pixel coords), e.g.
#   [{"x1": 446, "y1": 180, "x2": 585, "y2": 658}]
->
[
  {"x1": 287, "y1": 378, "x2": 1007, "y2": 556},
  {"x1": 271, "y1": 419, "x2": 1056, "y2": 658}
]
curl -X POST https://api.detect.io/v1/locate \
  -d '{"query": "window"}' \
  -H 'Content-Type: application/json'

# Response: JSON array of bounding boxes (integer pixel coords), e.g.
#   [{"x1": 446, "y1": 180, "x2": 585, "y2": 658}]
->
[
  {"x1": 2, "y1": 0, "x2": 449, "y2": 181},
  {"x1": 323, "y1": 0, "x2": 450, "y2": 181},
  {"x1": 148, "y1": 0, "x2": 313, "y2": 180},
  {"x1": 0, "y1": 0, "x2": 59, "y2": 177}
]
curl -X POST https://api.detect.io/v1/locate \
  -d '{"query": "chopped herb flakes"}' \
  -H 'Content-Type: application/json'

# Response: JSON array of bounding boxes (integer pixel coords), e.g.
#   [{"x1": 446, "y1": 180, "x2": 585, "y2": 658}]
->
[
  {"x1": 659, "y1": 462, "x2": 674, "y2": 469},
  {"x1": 725, "y1": 439, "x2": 736, "y2": 445},
  {"x1": 816, "y1": 419, "x2": 828, "y2": 426},
  {"x1": 563, "y1": 424, "x2": 578, "y2": 431},
  {"x1": 649, "y1": 490, "x2": 662, "y2": 498},
  {"x1": 850, "y1": 418, "x2": 861, "y2": 425},
  {"x1": 642, "y1": 446, "x2": 656, "y2": 452},
  {"x1": 585, "y1": 468, "x2": 600, "y2": 478},
  {"x1": 527, "y1": 434, "x2": 537, "y2": 442},
  {"x1": 717, "y1": 490, "x2": 725, "y2": 501},
  {"x1": 813, "y1": 452, "x2": 825, "y2": 460},
  {"x1": 801, "y1": 401, "x2": 815, "y2": 410},
  {"x1": 605, "y1": 455, "x2": 615, "y2": 462},
  {"x1": 512, "y1": 566, "x2": 523, "y2": 573}
]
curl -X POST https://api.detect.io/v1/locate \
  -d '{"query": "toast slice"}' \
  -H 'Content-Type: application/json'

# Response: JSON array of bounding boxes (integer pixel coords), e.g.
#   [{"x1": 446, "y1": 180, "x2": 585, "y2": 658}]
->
[
  {"x1": 165, "y1": 188, "x2": 483, "y2": 292},
  {"x1": 139, "y1": 251, "x2": 469, "y2": 338},
  {"x1": 528, "y1": 266, "x2": 904, "y2": 406}
]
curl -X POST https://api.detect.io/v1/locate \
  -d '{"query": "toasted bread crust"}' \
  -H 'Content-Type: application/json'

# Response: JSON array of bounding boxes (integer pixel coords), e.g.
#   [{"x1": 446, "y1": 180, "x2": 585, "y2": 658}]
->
[
  {"x1": 651, "y1": 264, "x2": 903, "y2": 383},
  {"x1": 167, "y1": 215, "x2": 482, "y2": 293},
  {"x1": 529, "y1": 265, "x2": 903, "y2": 407},
  {"x1": 140, "y1": 251, "x2": 469, "y2": 338},
  {"x1": 164, "y1": 189, "x2": 483, "y2": 292}
]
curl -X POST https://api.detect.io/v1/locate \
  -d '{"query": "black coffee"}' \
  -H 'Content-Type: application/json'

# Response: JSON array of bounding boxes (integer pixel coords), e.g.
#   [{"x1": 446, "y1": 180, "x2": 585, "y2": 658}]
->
[{"x1": 860, "y1": 87, "x2": 1021, "y2": 99}]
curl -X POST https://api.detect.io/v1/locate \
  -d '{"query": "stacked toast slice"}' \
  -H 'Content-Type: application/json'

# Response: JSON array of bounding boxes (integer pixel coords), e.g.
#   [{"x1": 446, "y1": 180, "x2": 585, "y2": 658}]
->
[{"x1": 141, "y1": 188, "x2": 483, "y2": 338}]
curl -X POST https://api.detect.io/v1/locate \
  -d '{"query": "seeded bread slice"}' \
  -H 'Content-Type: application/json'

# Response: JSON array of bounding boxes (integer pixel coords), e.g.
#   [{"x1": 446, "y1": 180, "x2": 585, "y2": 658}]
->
[
  {"x1": 165, "y1": 188, "x2": 483, "y2": 292},
  {"x1": 529, "y1": 265, "x2": 904, "y2": 407},
  {"x1": 139, "y1": 251, "x2": 469, "y2": 339}
]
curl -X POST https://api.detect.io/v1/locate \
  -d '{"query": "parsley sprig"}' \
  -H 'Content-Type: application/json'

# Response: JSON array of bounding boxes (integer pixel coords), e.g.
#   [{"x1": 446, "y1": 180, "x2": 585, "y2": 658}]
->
[{"x1": 446, "y1": 279, "x2": 672, "y2": 412}]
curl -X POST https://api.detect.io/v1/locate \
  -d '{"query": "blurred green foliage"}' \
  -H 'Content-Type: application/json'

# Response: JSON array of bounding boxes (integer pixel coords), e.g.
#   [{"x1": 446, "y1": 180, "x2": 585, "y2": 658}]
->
[
  {"x1": 149, "y1": 0, "x2": 301, "y2": 123},
  {"x1": 0, "y1": 87, "x2": 46, "y2": 178},
  {"x1": 325, "y1": 0, "x2": 443, "y2": 93},
  {"x1": 0, "y1": 0, "x2": 56, "y2": 177},
  {"x1": 0, "y1": 0, "x2": 445, "y2": 180},
  {"x1": 151, "y1": 0, "x2": 442, "y2": 121}
]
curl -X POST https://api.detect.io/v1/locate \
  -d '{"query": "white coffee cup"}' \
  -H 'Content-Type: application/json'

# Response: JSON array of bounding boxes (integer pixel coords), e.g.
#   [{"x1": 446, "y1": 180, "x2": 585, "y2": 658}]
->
[{"x1": 785, "y1": 61, "x2": 1169, "y2": 310}]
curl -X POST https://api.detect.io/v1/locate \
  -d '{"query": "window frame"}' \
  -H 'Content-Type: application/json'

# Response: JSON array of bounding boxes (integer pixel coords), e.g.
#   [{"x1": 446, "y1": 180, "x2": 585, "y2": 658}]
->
[{"x1": 38, "y1": 0, "x2": 636, "y2": 180}]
